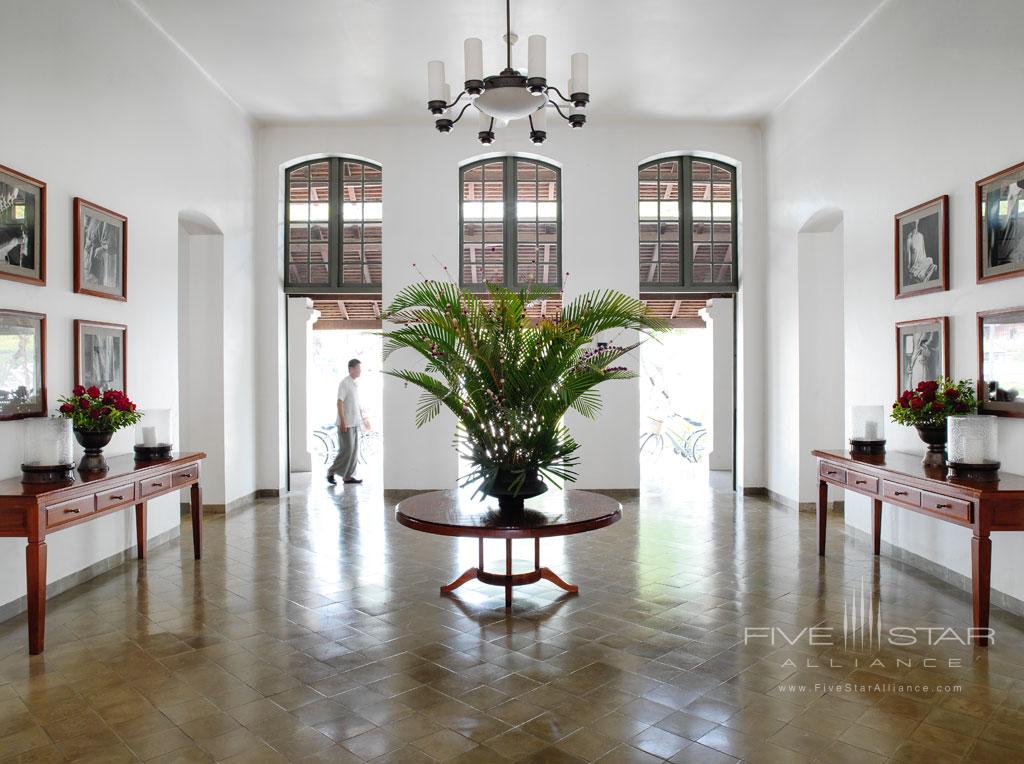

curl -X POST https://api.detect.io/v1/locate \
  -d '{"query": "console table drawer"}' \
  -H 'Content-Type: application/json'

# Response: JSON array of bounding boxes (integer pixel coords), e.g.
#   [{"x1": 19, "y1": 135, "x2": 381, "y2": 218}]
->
[
  {"x1": 846, "y1": 471, "x2": 878, "y2": 494},
  {"x1": 96, "y1": 484, "x2": 136, "y2": 512},
  {"x1": 882, "y1": 481, "x2": 921, "y2": 507},
  {"x1": 922, "y1": 492, "x2": 972, "y2": 524},
  {"x1": 46, "y1": 496, "x2": 95, "y2": 529},
  {"x1": 139, "y1": 474, "x2": 172, "y2": 498},
  {"x1": 819, "y1": 462, "x2": 846, "y2": 483},
  {"x1": 172, "y1": 466, "x2": 198, "y2": 488}
]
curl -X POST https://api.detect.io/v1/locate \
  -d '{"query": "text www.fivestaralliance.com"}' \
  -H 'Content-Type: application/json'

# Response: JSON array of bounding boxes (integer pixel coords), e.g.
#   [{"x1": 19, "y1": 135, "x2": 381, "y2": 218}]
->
[{"x1": 778, "y1": 682, "x2": 962, "y2": 695}]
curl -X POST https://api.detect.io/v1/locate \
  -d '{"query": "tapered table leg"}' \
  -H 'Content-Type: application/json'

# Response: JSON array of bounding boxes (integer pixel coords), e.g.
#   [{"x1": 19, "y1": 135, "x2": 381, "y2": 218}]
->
[
  {"x1": 441, "y1": 568, "x2": 479, "y2": 594},
  {"x1": 26, "y1": 541, "x2": 47, "y2": 655},
  {"x1": 817, "y1": 480, "x2": 828, "y2": 556},
  {"x1": 505, "y1": 539, "x2": 512, "y2": 608},
  {"x1": 190, "y1": 482, "x2": 203, "y2": 560},
  {"x1": 972, "y1": 532, "x2": 992, "y2": 646},
  {"x1": 539, "y1": 567, "x2": 579, "y2": 594},
  {"x1": 136, "y1": 502, "x2": 147, "y2": 559},
  {"x1": 872, "y1": 498, "x2": 882, "y2": 556}
]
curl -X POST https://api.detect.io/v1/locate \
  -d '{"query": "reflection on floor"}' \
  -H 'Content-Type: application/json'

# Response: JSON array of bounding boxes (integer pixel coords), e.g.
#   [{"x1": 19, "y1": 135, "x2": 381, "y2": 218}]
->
[{"x1": 2, "y1": 477, "x2": 1024, "y2": 763}]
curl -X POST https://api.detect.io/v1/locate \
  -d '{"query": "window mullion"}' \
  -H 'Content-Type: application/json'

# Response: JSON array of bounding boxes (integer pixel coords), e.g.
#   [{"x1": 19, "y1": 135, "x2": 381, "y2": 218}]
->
[
  {"x1": 505, "y1": 157, "x2": 517, "y2": 288},
  {"x1": 329, "y1": 157, "x2": 342, "y2": 288},
  {"x1": 681, "y1": 157, "x2": 693, "y2": 289}
]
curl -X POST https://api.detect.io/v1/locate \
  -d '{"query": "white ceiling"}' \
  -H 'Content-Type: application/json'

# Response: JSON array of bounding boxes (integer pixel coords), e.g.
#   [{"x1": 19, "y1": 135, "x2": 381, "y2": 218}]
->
[{"x1": 133, "y1": 0, "x2": 886, "y2": 124}]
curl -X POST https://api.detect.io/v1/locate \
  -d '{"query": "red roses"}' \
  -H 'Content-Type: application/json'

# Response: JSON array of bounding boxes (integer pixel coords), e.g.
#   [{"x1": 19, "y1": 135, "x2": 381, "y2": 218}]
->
[
  {"x1": 56, "y1": 387, "x2": 142, "y2": 433},
  {"x1": 891, "y1": 377, "x2": 978, "y2": 427}
]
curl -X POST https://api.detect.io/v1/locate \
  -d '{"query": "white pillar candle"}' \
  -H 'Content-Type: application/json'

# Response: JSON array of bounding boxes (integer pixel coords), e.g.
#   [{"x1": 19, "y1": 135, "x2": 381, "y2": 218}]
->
[
  {"x1": 142, "y1": 426, "x2": 157, "y2": 447},
  {"x1": 443, "y1": 84, "x2": 452, "y2": 118},
  {"x1": 962, "y1": 433, "x2": 984, "y2": 464},
  {"x1": 528, "y1": 34, "x2": 546, "y2": 79},
  {"x1": 864, "y1": 421, "x2": 878, "y2": 440},
  {"x1": 427, "y1": 60, "x2": 446, "y2": 102},
  {"x1": 570, "y1": 52, "x2": 588, "y2": 94},
  {"x1": 464, "y1": 38, "x2": 483, "y2": 81}
]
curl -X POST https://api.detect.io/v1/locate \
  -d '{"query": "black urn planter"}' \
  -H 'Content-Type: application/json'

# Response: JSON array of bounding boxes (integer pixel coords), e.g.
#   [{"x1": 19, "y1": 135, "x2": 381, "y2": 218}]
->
[
  {"x1": 486, "y1": 467, "x2": 548, "y2": 514},
  {"x1": 74, "y1": 429, "x2": 114, "y2": 473},
  {"x1": 915, "y1": 424, "x2": 948, "y2": 468}
]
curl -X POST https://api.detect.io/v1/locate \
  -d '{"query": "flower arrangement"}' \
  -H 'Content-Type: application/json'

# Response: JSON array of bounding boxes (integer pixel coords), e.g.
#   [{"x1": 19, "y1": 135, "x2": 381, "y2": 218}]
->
[
  {"x1": 891, "y1": 377, "x2": 977, "y2": 427},
  {"x1": 384, "y1": 281, "x2": 666, "y2": 497},
  {"x1": 57, "y1": 385, "x2": 141, "y2": 432}
]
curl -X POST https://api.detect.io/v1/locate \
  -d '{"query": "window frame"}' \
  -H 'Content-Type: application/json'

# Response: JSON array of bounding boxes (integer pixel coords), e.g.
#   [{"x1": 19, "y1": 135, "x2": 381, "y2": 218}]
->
[
  {"x1": 284, "y1": 156, "x2": 382, "y2": 295},
  {"x1": 459, "y1": 156, "x2": 563, "y2": 291},
  {"x1": 639, "y1": 155, "x2": 738, "y2": 293}
]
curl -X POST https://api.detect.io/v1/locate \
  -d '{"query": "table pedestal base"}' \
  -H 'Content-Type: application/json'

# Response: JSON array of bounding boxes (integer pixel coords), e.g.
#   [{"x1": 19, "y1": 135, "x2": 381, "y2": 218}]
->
[{"x1": 441, "y1": 538, "x2": 578, "y2": 607}]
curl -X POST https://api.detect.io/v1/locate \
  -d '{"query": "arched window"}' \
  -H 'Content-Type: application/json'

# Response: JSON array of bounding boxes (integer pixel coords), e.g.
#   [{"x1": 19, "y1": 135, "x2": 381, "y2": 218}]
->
[
  {"x1": 285, "y1": 157, "x2": 382, "y2": 293},
  {"x1": 639, "y1": 157, "x2": 737, "y2": 291},
  {"x1": 460, "y1": 157, "x2": 561, "y2": 290}
]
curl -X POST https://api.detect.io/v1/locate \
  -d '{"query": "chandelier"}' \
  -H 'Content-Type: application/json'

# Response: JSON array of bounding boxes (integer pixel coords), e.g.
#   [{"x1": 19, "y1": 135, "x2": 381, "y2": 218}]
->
[{"x1": 426, "y1": 0, "x2": 589, "y2": 145}]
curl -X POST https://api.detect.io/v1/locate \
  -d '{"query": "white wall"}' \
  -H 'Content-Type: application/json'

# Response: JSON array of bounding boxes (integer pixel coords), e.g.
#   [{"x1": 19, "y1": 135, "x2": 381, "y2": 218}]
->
[
  {"x1": 254, "y1": 124, "x2": 767, "y2": 492},
  {"x1": 0, "y1": 0, "x2": 256, "y2": 610},
  {"x1": 703, "y1": 298, "x2": 735, "y2": 472},
  {"x1": 765, "y1": 0, "x2": 1024, "y2": 597},
  {"x1": 287, "y1": 297, "x2": 316, "y2": 473},
  {"x1": 796, "y1": 220, "x2": 845, "y2": 503}
]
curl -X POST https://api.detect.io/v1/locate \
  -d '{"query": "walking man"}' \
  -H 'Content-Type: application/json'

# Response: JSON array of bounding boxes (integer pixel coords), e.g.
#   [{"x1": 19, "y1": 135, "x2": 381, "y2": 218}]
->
[{"x1": 327, "y1": 358, "x2": 366, "y2": 485}]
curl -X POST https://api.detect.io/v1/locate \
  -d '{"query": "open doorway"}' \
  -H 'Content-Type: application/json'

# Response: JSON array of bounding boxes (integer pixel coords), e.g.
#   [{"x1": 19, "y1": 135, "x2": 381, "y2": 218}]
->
[
  {"x1": 286, "y1": 297, "x2": 383, "y2": 489},
  {"x1": 638, "y1": 296, "x2": 734, "y2": 495}
]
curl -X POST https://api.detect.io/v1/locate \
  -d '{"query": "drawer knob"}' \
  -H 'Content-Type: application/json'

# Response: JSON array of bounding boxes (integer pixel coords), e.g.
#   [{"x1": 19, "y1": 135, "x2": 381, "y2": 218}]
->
[
  {"x1": 151, "y1": 482, "x2": 162, "y2": 487},
  {"x1": 827, "y1": 471, "x2": 838, "y2": 476},
  {"x1": 110, "y1": 495, "x2": 124, "y2": 501},
  {"x1": 183, "y1": 473, "x2": 193, "y2": 479},
  {"x1": 65, "y1": 507, "x2": 81, "y2": 514},
  {"x1": 894, "y1": 491, "x2": 908, "y2": 496},
  {"x1": 937, "y1": 503, "x2": 952, "y2": 509},
  {"x1": 855, "y1": 480, "x2": 867, "y2": 485}
]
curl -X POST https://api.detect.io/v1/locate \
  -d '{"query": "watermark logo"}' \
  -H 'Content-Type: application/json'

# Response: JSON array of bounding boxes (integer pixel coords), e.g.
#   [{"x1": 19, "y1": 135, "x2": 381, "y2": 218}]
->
[{"x1": 843, "y1": 577, "x2": 883, "y2": 651}]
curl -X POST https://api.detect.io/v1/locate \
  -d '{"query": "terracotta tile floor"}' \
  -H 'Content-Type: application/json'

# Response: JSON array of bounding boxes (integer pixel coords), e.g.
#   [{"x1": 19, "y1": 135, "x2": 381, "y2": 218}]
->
[{"x1": 2, "y1": 473, "x2": 1024, "y2": 762}]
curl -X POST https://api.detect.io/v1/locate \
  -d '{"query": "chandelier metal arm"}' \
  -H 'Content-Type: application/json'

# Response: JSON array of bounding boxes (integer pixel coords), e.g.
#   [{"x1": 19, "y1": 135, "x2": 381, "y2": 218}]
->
[
  {"x1": 548, "y1": 100, "x2": 571, "y2": 121},
  {"x1": 450, "y1": 102, "x2": 474, "y2": 126},
  {"x1": 544, "y1": 85, "x2": 572, "y2": 104},
  {"x1": 446, "y1": 89, "x2": 469, "y2": 110}
]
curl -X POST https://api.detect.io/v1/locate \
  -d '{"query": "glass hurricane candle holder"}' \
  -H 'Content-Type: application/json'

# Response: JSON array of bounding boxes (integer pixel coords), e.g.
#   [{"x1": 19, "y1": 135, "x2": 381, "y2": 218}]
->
[
  {"x1": 21, "y1": 417, "x2": 75, "y2": 483},
  {"x1": 947, "y1": 415, "x2": 999, "y2": 481},
  {"x1": 849, "y1": 405, "x2": 886, "y2": 455},
  {"x1": 134, "y1": 409, "x2": 173, "y2": 460}
]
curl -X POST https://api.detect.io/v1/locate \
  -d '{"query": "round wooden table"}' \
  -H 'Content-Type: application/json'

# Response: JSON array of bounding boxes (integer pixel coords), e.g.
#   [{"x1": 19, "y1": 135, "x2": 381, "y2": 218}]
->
[{"x1": 395, "y1": 488, "x2": 621, "y2": 608}]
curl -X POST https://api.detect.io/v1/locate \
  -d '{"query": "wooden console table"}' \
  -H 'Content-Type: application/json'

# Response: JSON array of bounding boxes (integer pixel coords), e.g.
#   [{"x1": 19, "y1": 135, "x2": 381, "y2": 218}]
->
[
  {"x1": 814, "y1": 449, "x2": 1024, "y2": 646},
  {"x1": 0, "y1": 452, "x2": 205, "y2": 654}
]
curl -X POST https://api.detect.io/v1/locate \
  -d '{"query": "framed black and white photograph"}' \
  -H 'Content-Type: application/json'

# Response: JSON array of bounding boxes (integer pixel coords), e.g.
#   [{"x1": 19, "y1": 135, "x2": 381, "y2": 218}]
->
[
  {"x1": 0, "y1": 164, "x2": 46, "y2": 287},
  {"x1": 978, "y1": 307, "x2": 1024, "y2": 418},
  {"x1": 895, "y1": 316, "x2": 949, "y2": 395},
  {"x1": 74, "y1": 197, "x2": 127, "y2": 301},
  {"x1": 0, "y1": 310, "x2": 46, "y2": 421},
  {"x1": 895, "y1": 195, "x2": 948, "y2": 299},
  {"x1": 75, "y1": 320, "x2": 127, "y2": 392},
  {"x1": 977, "y1": 160, "x2": 1024, "y2": 284}
]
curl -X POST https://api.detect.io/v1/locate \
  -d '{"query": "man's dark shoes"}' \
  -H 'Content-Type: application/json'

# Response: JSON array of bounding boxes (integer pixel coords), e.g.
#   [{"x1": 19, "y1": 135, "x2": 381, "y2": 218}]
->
[
  {"x1": 326, "y1": 471, "x2": 336, "y2": 485},
  {"x1": 343, "y1": 477, "x2": 363, "y2": 484}
]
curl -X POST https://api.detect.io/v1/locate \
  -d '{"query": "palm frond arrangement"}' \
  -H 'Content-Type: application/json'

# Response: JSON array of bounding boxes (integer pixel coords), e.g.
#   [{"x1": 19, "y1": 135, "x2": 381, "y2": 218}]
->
[{"x1": 383, "y1": 281, "x2": 667, "y2": 497}]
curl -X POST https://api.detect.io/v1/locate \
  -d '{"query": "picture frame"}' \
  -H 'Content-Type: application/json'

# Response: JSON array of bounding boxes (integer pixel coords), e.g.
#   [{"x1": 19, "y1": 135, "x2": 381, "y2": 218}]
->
[
  {"x1": 977, "y1": 306, "x2": 1024, "y2": 418},
  {"x1": 895, "y1": 316, "x2": 949, "y2": 396},
  {"x1": 0, "y1": 309, "x2": 47, "y2": 421},
  {"x1": 0, "y1": 164, "x2": 46, "y2": 287},
  {"x1": 74, "y1": 197, "x2": 127, "y2": 301},
  {"x1": 977, "y1": 160, "x2": 1024, "y2": 284},
  {"x1": 74, "y1": 320, "x2": 127, "y2": 393},
  {"x1": 894, "y1": 195, "x2": 948, "y2": 299}
]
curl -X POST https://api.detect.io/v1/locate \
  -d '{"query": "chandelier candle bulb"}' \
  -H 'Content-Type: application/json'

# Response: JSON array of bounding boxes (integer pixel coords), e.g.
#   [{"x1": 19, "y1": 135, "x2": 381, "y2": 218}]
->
[
  {"x1": 528, "y1": 34, "x2": 546, "y2": 79},
  {"x1": 427, "y1": 60, "x2": 446, "y2": 104},
  {"x1": 464, "y1": 38, "x2": 483, "y2": 83},
  {"x1": 571, "y1": 52, "x2": 588, "y2": 95}
]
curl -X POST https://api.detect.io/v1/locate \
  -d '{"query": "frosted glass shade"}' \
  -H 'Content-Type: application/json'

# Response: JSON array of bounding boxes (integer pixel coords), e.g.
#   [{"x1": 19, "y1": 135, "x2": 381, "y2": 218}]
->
[
  {"x1": 135, "y1": 409, "x2": 172, "y2": 448},
  {"x1": 22, "y1": 417, "x2": 73, "y2": 467},
  {"x1": 427, "y1": 60, "x2": 446, "y2": 102},
  {"x1": 948, "y1": 415, "x2": 998, "y2": 465},
  {"x1": 850, "y1": 406, "x2": 885, "y2": 441},
  {"x1": 474, "y1": 86, "x2": 545, "y2": 121}
]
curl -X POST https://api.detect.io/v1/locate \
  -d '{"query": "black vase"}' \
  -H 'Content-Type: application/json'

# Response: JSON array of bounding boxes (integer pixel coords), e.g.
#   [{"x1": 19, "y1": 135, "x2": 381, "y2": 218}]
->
[
  {"x1": 486, "y1": 467, "x2": 548, "y2": 514},
  {"x1": 915, "y1": 424, "x2": 948, "y2": 468},
  {"x1": 74, "y1": 429, "x2": 114, "y2": 473}
]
